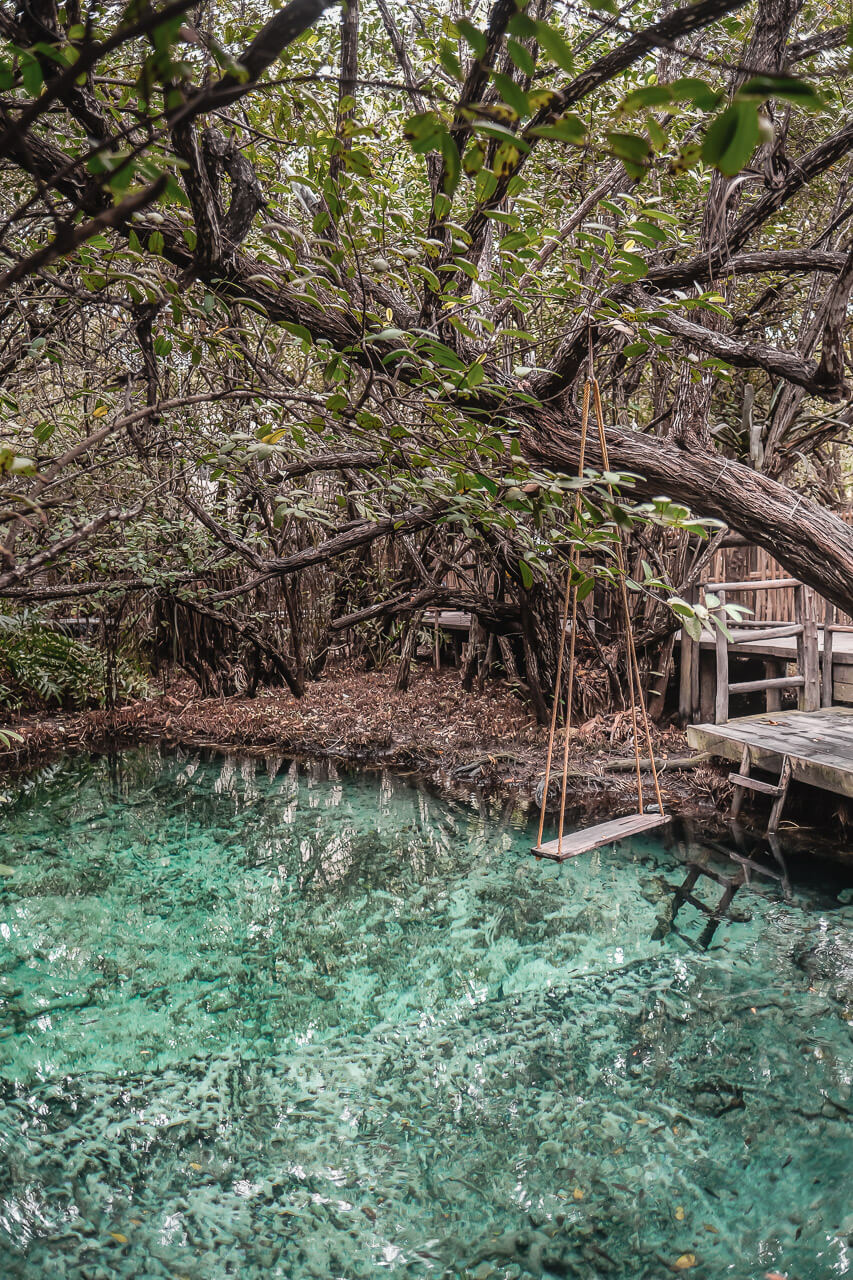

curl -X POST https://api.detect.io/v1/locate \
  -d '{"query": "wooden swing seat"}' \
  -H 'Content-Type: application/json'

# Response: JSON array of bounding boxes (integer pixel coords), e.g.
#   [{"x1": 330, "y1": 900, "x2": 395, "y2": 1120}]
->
[{"x1": 531, "y1": 811, "x2": 671, "y2": 862}]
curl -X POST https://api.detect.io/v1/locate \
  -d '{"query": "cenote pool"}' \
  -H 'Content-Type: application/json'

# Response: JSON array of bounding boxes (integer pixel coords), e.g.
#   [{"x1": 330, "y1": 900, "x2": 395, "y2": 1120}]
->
[{"x1": 0, "y1": 750, "x2": 851, "y2": 1279}]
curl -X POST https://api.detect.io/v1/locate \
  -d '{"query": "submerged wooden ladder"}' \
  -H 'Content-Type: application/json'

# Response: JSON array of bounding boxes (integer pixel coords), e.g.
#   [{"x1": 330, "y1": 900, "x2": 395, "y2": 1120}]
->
[{"x1": 728, "y1": 744, "x2": 792, "y2": 835}]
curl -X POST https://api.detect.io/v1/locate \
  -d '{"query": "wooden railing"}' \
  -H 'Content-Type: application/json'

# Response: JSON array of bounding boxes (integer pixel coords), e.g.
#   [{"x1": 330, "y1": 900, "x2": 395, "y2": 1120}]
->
[
  {"x1": 679, "y1": 577, "x2": 822, "y2": 724},
  {"x1": 706, "y1": 536, "x2": 853, "y2": 626},
  {"x1": 711, "y1": 579, "x2": 818, "y2": 723}
]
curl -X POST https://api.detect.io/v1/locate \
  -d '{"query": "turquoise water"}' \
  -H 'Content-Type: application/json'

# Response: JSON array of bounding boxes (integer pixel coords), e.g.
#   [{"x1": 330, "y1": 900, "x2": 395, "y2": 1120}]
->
[{"x1": 0, "y1": 749, "x2": 850, "y2": 1279}]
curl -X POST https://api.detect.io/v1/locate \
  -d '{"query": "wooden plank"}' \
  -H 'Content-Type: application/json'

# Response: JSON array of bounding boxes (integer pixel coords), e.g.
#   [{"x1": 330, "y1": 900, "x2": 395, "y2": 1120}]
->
[
  {"x1": 678, "y1": 584, "x2": 699, "y2": 722},
  {"x1": 678, "y1": 615, "x2": 696, "y2": 722},
  {"x1": 724, "y1": 624, "x2": 803, "y2": 644},
  {"x1": 768, "y1": 757, "x2": 792, "y2": 834},
  {"x1": 688, "y1": 629, "x2": 853, "y2": 667},
  {"x1": 728, "y1": 772, "x2": 783, "y2": 796},
  {"x1": 728, "y1": 675, "x2": 804, "y2": 693},
  {"x1": 802, "y1": 591, "x2": 820, "y2": 713},
  {"x1": 730, "y1": 744, "x2": 750, "y2": 820},
  {"x1": 795, "y1": 584, "x2": 805, "y2": 711},
  {"x1": 531, "y1": 812, "x2": 671, "y2": 861},
  {"x1": 764, "y1": 659, "x2": 782, "y2": 712},
  {"x1": 699, "y1": 650, "x2": 716, "y2": 723},
  {"x1": 705, "y1": 577, "x2": 799, "y2": 592},
  {"x1": 686, "y1": 707, "x2": 853, "y2": 799},
  {"x1": 715, "y1": 593, "x2": 728, "y2": 724},
  {"x1": 833, "y1": 679, "x2": 853, "y2": 704},
  {"x1": 822, "y1": 599, "x2": 835, "y2": 708}
]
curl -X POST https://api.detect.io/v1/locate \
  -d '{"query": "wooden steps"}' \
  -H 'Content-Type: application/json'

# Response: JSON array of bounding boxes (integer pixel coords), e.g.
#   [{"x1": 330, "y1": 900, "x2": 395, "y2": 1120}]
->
[
  {"x1": 531, "y1": 812, "x2": 671, "y2": 862},
  {"x1": 729, "y1": 744, "x2": 792, "y2": 833},
  {"x1": 727, "y1": 772, "x2": 783, "y2": 796}
]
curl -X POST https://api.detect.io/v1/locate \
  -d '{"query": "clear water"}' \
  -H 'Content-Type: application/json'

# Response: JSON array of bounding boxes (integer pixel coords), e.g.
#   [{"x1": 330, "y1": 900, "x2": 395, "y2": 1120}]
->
[{"x1": 0, "y1": 749, "x2": 851, "y2": 1280}]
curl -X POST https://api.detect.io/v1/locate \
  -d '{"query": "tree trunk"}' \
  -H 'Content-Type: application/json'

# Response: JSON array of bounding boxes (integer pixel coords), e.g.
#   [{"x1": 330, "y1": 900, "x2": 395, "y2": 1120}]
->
[
  {"x1": 394, "y1": 608, "x2": 424, "y2": 692},
  {"x1": 524, "y1": 407, "x2": 853, "y2": 617}
]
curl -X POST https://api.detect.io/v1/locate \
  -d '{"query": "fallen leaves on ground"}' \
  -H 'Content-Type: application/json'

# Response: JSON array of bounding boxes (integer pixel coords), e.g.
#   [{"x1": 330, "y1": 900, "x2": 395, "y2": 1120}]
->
[{"x1": 0, "y1": 664, "x2": 701, "y2": 811}]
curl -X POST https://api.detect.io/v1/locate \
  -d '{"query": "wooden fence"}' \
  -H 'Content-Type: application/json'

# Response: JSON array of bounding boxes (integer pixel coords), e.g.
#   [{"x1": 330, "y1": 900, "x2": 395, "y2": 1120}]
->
[{"x1": 707, "y1": 524, "x2": 853, "y2": 626}]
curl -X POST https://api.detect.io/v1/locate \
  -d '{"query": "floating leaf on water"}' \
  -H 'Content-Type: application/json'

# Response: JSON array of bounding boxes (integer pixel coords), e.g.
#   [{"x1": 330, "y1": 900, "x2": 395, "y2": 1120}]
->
[
  {"x1": 573, "y1": 1187, "x2": 584, "y2": 1200},
  {"x1": 109, "y1": 1232, "x2": 128, "y2": 1244},
  {"x1": 188, "y1": 1162, "x2": 203, "y2": 1171},
  {"x1": 674, "y1": 1255, "x2": 697, "y2": 1270},
  {"x1": 675, "y1": 1205, "x2": 685, "y2": 1220}
]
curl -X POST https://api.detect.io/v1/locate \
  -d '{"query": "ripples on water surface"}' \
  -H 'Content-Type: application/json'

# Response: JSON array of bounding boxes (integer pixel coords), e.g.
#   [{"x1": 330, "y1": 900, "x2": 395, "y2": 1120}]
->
[{"x1": 0, "y1": 748, "x2": 851, "y2": 1279}]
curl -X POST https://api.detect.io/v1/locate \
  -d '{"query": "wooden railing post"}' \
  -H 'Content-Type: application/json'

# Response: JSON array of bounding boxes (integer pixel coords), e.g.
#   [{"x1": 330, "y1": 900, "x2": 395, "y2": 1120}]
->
[
  {"x1": 795, "y1": 585, "x2": 819, "y2": 712},
  {"x1": 678, "y1": 583, "x2": 699, "y2": 723},
  {"x1": 714, "y1": 590, "x2": 729, "y2": 724},
  {"x1": 822, "y1": 597, "x2": 835, "y2": 708}
]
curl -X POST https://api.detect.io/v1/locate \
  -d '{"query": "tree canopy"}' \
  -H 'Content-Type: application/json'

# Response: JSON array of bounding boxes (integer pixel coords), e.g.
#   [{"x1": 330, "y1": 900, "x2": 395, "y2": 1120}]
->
[{"x1": 0, "y1": 0, "x2": 851, "y2": 710}]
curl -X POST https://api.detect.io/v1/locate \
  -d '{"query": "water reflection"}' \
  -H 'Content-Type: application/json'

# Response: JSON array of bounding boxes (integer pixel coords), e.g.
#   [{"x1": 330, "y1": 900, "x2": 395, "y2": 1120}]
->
[{"x1": 650, "y1": 821, "x2": 795, "y2": 950}]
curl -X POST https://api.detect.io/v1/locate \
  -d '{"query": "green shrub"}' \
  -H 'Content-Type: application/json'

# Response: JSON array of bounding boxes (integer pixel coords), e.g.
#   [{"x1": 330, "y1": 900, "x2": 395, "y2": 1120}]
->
[{"x1": 0, "y1": 614, "x2": 146, "y2": 711}]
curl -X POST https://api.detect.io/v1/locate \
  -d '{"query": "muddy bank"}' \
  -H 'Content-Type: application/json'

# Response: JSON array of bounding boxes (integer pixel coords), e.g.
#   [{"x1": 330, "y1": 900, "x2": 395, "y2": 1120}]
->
[{"x1": 0, "y1": 667, "x2": 730, "y2": 819}]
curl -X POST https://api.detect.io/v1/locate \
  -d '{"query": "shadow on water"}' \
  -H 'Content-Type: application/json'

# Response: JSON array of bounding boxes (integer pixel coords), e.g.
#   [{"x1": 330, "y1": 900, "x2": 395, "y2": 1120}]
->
[{"x1": 0, "y1": 747, "x2": 851, "y2": 1280}]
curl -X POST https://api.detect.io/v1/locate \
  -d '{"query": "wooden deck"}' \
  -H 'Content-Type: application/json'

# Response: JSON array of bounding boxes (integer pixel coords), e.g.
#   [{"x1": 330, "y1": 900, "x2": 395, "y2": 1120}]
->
[
  {"x1": 531, "y1": 812, "x2": 671, "y2": 861},
  {"x1": 687, "y1": 706, "x2": 853, "y2": 799}
]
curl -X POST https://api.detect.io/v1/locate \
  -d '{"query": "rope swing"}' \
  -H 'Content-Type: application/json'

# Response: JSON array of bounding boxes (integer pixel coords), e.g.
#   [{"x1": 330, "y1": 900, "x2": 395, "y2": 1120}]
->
[{"x1": 533, "y1": 372, "x2": 667, "y2": 860}]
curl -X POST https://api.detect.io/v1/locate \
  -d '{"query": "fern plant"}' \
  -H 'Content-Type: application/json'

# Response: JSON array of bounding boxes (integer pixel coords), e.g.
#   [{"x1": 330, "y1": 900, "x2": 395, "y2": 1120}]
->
[{"x1": 0, "y1": 613, "x2": 146, "y2": 711}]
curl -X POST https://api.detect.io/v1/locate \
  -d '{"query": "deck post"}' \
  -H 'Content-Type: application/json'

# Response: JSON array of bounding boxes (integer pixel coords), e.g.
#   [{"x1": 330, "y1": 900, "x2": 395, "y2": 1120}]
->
[
  {"x1": 796, "y1": 586, "x2": 819, "y2": 712},
  {"x1": 678, "y1": 584, "x2": 699, "y2": 723},
  {"x1": 699, "y1": 650, "x2": 716, "y2": 722},
  {"x1": 764, "y1": 659, "x2": 783, "y2": 711},
  {"x1": 767, "y1": 757, "x2": 792, "y2": 834},
  {"x1": 730, "y1": 744, "x2": 750, "y2": 819},
  {"x1": 714, "y1": 590, "x2": 729, "y2": 724},
  {"x1": 822, "y1": 598, "x2": 835, "y2": 708}
]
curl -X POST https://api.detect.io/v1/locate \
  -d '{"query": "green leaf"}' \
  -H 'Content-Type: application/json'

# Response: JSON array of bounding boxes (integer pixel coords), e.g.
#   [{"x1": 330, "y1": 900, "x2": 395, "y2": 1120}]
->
[
  {"x1": 622, "y1": 84, "x2": 673, "y2": 111},
  {"x1": 646, "y1": 117, "x2": 667, "y2": 153},
  {"x1": 464, "y1": 360, "x2": 485, "y2": 387},
  {"x1": 404, "y1": 111, "x2": 445, "y2": 153},
  {"x1": 529, "y1": 113, "x2": 586, "y2": 145},
  {"x1": 606, "y1": 131, "x2": 652, "y2": 166},
  {"x1": 491, "y1": 71, "x2": 529, "y2": 119},
  {"x1": 613, "y1": 251, "x2": 648, "y2": 280},
  {"x1": 507, "y1": 13, "x2": 537, "y2": 40},
  {"x1": 701, "y1": 101, "x2": 759, "y2": 175},
  {"x1": 518, "y1": 558, "x2": 534, "y2": 589},
  {"x1": 668, "y1": 77, "x2": 722, "y2": 111},
  {"x1": 455, "y1": 19, "x2": 486, "y2": 59},
  {"x1": 534, "y1": 21, "x2": 575, "y2": 74},
  {"x1": 439, "y1": 39, "x2": 462, "y2": 80},
  {"x1": 631, "y1": 219, "x2": 667, "y2": 243},
  {"x1": 440, "y1": 133, "x2": 461, "y2": 193},
  {"x1": 737, "y1": 74, "x2": 824, "y2": 110},
  {"x1": 19, "y1": 53, "x2": 43, "y2": 96},
  {"x1": 463, "y1": 140, "x2": 486, "y2": 176},
  {"x1": 280, "y1": 321, "x2": 312, "y2": 344},
  {"x1": 506, "y1": 38, "x2": 535, "y2": 77}
]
